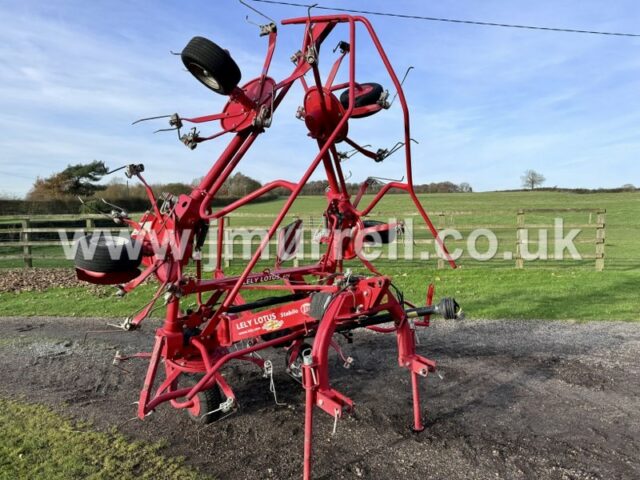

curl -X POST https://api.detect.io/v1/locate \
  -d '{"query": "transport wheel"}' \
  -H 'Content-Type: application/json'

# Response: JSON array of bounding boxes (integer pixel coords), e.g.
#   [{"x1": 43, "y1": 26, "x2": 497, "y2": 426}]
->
[
  {"x1": 181, "y1": 36, "x2": 241, "y2": 95},
  {"x1": 285, "y1": 342, "x2": 312, "y2": 380},
  {"x1": 339, "y1": 82, "x2": 383, "y2": 109},
  {"x1": 362, "y1": 220, "x2": 396, "y2": 244},
  {"x1": 73, "y1": 234, "x2": 142, "y2": 273},
  {"x1": 187, "y1": 383, "x2": 224, "y2": 424}
]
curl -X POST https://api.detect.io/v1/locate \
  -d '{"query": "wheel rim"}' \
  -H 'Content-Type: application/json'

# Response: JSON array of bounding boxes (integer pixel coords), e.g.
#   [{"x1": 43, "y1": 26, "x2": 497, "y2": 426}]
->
[
  {"x1": 189, "y1": 62, "x2": 221, "y2": 91},
  {"x1": 93, "y1": 236, "x2": 129, "y2": 247},
  {"x1": 288, "y1": 357, "x2": 303, "y2": 379},
  {"x1": 187, "y1": 395, "x2": 201, "y2": 416}
]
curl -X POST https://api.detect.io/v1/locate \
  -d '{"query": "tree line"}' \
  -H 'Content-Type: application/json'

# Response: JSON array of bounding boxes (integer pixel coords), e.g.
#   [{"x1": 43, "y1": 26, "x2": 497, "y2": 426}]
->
[
  {"x1": 283, "y1": 180, "x2": 473, "y2": 196},
  {"x1": 24, "y1": 160, "x2": 473, "y2": 203}
]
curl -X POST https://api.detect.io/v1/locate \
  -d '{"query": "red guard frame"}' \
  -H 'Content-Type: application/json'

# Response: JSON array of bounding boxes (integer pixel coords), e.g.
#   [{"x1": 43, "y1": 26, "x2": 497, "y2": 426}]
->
[{"x1": 79, "y1": 14, "x2": 461, "y2": 480}]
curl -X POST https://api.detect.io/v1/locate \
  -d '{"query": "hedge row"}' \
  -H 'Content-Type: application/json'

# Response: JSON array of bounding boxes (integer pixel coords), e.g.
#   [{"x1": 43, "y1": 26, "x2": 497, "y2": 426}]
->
[{"x1": 0, "y1": 194, "x2": 279, "y2": 216}]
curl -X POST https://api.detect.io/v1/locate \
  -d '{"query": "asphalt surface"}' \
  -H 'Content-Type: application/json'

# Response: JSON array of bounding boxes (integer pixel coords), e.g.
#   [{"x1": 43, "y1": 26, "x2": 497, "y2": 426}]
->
[{"x1": 0, "y1": 317, "x2": 638, "y2": 479}]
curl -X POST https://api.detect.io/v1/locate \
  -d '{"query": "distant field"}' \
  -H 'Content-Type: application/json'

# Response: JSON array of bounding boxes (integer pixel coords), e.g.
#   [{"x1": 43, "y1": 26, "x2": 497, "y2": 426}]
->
[
  {"x1": 0, "y1": 191, "x2": 638, "y2": 320},
  {"x1": 232, "y1": 190, "x2": 639, "y2": 269},
  {"x1": 1, "y1": 190, "x2": 637, "y2": 268}
]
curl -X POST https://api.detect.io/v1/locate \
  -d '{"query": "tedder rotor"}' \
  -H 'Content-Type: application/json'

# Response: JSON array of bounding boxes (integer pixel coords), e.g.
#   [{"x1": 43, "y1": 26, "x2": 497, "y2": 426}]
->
[{"x1": 74, "y1": 9, "x2": 462, "y2": 479}]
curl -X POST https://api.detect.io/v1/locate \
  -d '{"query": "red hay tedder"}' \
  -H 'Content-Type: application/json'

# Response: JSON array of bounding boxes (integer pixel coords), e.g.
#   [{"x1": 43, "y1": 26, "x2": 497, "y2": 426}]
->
[{"x1": 74, "y1": 9, "x2": 463, "y2": 479}]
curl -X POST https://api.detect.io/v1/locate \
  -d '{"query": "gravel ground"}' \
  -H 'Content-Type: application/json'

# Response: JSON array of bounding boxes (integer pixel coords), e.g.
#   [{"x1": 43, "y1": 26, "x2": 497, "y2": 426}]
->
[
  {"x1": 0, "y1": 268, "x2": 109, "y2": 294},
  {"x1": 0, "y1": 317, "x2": 638, "y2": 480}
]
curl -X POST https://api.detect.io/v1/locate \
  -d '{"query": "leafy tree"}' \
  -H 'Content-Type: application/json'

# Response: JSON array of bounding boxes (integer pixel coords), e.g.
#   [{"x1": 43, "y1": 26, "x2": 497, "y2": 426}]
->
[
  {"x1": 521, "y1": 169, "x2": 546, "y2": 190},
  {"x1": 27, "y1": 160, "x2": 109, "y2": 200},
  {"x1": 221, "y1": 172, "x2": 262, "y2": 197}
]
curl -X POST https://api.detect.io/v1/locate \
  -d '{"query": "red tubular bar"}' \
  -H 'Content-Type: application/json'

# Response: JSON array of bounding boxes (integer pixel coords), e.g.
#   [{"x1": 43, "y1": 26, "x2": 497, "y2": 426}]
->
[
  {"x1": 210, "y1": 180, "x2": 296, "y2": 219},
  {"x1": 191, "y1": 131, "x2": 250, "y2": 201},
  {"x1": 198, "y1": 131, "x2": 259, "y2": 220},
  {"x1": 411, "y1": 371, "x2": 424, "y2": 431},
  {"x1": 281, "y1": 14, "x2": 352, "y2": 25},
  {"x1": 354, "y1": 16, "x2": 456, "y2": 268},
  {"x1": 181, "y1": 264, "x2": 324, "y2": 295},
  {"x1": 141, "y1": 329, "x2": 303, "y2": 414},
  {"x1": 184, "y1": 330, "x2": 302, "y2": 403}
]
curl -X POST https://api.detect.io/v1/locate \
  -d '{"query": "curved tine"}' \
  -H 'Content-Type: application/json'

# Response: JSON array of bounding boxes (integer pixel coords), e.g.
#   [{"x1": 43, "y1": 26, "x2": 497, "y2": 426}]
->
[
  {"x1": 349, "y1": 145, "x2": 370, "y2": 158},
  {"x1": 132, "y1": 114, "x2": 171, "y2": 125},
  {"x1": 386, "y1": 138, "x2": 418, "y2": 157},
  {"x1": 105, "y1": 165, "x2": 128, "y2": 175},
  {"x1": 369, "y1": 175, "x2": 405, "y2": 184},
  {"x1": 381, "y1": 141, "x2": 405, "y2": 159},
  {"x1": 306, "y1": 3, "x2": 318, "y2": 46},
  {"x1": 349, "y1": 144, "x2": 371, "y2": 158},
  {"x1": 76, "y1": 196, "x2": 114, "y2": 220},
  {"x1": 389, "y1": 66, "x2": 414, "y2": 107},
  {"x1": 245, "y1": 14, "x2": 261, "y2": 27},
  {"x1": 101, "y1": 197, "x2": 126, "y2": 213},
  {"x1": 238, "y1": 0, "x2": 276, "y2": 24},
  {"x1": 307, "y1": 3, "x2": 318, "y2": 21}
]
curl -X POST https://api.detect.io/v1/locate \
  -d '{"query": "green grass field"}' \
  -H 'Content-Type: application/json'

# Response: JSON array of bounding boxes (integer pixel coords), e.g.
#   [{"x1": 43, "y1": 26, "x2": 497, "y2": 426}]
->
[
  {"x1": 0, "y1": 399, "x2": 204, "y2": 479},
  {"x1": 0, "y1": 191, "x2": 638, "y2": 320}
]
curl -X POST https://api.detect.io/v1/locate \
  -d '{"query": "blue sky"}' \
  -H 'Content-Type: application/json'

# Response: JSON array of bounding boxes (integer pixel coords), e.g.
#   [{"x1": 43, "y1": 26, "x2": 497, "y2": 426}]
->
[{"x1": 0, "y1": 0, "x2": 638, "y2": 197}]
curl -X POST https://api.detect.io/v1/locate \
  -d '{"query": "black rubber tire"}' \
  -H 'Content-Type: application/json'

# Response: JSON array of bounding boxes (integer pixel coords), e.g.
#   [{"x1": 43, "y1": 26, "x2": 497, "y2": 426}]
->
[
  {"x1": 73, "y1": 234, "x2": 142, "y2": 273},
  {"x1": 188, "y1": 384, "x2": 224, "y2": 425},
  {"x1": 181, "y1": 36, "x2": 241, "y2": 95},
  {"x1": 340, "y1": 82, "x2": 384, "y2": 110},
  {"x1": 362, "y1": 220, "x2": 396, "y2": 245}
]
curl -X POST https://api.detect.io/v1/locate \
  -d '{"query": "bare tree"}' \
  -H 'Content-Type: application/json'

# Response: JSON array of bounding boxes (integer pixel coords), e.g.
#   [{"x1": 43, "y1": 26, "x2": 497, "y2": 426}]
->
[
  {"x1": 459, "y1": 182, "x2": 473, "y2": 193},
  {"x1": 521, "y1": 170, "x2": 546, "y2": 190}
]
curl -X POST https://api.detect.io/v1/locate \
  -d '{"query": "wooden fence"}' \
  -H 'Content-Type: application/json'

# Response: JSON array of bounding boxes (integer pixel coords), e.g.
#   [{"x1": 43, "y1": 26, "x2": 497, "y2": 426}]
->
[
  {"x1": 515, "y1": 208, "x2": 606, "y2": 271},
  {"x1": 0, "y1": 215, "x2": 106, "y2": 268},
  {"x1": 0, "y1": 209, "x2": 606, "y2": 270}
]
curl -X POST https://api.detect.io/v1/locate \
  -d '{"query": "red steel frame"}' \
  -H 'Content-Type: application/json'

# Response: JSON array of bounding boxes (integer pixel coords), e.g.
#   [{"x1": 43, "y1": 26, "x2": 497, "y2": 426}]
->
[{"x1": 80, "y1": 14, "x2": 460, "y2": 479}]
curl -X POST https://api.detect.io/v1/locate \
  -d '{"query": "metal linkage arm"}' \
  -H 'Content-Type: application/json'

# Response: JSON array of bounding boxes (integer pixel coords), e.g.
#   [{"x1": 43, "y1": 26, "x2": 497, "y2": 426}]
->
[{"x1": 209, "y1": 180, "x2": 296, "y2": 219}]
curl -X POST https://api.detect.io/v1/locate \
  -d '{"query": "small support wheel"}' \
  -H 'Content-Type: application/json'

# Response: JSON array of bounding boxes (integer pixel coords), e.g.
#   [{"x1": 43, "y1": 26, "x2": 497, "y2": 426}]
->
[
  {"x1": 362, "y1": 220, "x2": 398, "y2": 245},
  {"x1": 339, "y1": 82, "x2": 384, "y2": 118},
  {"x1": 181, "y1": 36, "x2": 241, "y2": 95},
  {"x1": 73, "y1": 234, "x2": 142, "y2": 273},
  {"x1": 187, "y1": 383, "x2": 224, "y2": 424}
]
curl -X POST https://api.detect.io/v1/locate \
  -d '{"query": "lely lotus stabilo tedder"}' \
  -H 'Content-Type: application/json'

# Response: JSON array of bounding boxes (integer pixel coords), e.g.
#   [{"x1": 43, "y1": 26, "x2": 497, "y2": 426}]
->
[{"x1": 74, "y1": 7, "x2": 462, "y2": 479}]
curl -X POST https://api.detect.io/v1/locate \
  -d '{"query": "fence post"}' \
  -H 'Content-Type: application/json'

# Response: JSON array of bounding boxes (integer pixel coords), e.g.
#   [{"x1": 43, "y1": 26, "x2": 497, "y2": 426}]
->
[
  {"x1": 437, "y1": 212, "x2": 445, "y2": 269},
  {"x1": 21, "y1": 218, "x2": 32, "y2": 268},
  {"x1": 224, "y1": 221, "x2": 231, "y2": 268},
  {"x1": 292, "y1": 226, "x2": 300, "y2": 268},
  {"x1": 595, "y1": 209, "x2": 606, "y2": 271},
  {"x1": 85, "y1": 217, "x2": 94, "y2": 234},
  {"x1": 515, "y1": 210, "x2": 525, "y2": 269}
]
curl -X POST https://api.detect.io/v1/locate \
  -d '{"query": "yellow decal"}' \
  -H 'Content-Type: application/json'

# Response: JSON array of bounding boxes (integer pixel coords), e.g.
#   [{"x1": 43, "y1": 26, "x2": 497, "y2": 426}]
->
[{"x1": 263, "y1": 319, "x2": 284, "y2": 332}]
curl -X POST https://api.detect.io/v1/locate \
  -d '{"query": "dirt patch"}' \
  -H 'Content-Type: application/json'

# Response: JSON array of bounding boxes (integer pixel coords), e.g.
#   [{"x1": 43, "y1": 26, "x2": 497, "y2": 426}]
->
[
  {"x1": 0, "y1": 268, "x2": 109, "y2": 294},
  {"x1": 0, "y1": 317, "x2": 638, "y2": 479}
]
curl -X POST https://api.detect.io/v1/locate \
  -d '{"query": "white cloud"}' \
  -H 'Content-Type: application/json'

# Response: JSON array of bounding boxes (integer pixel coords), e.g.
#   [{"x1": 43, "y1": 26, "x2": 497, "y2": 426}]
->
[{"x1": 0, "y1": 0, "x2": 638, "y2": 197}]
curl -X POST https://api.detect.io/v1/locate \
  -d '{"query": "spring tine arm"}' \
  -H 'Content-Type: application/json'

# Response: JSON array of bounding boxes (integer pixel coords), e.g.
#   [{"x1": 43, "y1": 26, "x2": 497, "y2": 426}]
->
[
  {"x1": 132, "y1": 114, "x2": 172, "y2": 125},
  {"x1": 389, "y1": 66, "x2": 414, "y2": 107}
]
